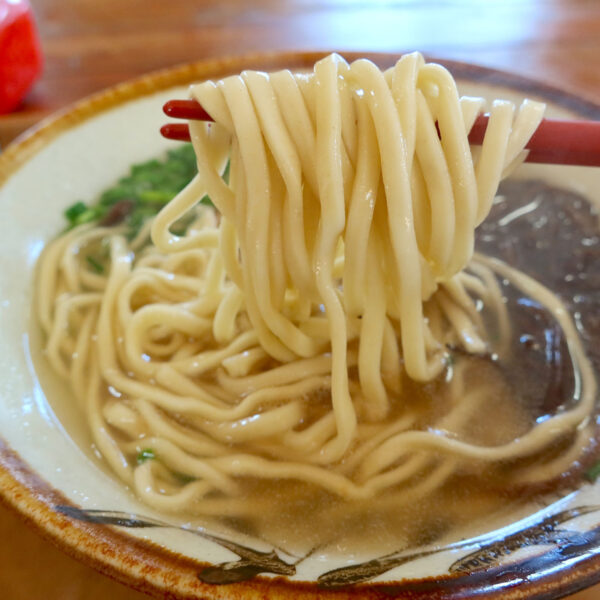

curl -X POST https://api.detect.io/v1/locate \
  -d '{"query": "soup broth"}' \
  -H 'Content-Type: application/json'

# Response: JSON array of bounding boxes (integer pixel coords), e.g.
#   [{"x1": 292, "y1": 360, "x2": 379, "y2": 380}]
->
[{"x1": 34, "y1": 177, "x2": 599, "y2": 557}]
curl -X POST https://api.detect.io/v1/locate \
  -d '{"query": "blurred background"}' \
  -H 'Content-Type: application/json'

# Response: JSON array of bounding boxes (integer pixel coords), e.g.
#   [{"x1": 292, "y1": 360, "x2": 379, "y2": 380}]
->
[
  {"x1": 1, "y1": 0, "x2": 599, "y2": 598},
  {"x1": 1, "y1": 0, "x2": 599, "y2": 147}
]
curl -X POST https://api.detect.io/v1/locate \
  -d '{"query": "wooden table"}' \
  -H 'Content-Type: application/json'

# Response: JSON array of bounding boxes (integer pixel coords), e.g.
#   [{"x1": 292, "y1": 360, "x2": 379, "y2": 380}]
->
[{"x1": 1, "y1": 1, "x2": 599, "y2": 598}]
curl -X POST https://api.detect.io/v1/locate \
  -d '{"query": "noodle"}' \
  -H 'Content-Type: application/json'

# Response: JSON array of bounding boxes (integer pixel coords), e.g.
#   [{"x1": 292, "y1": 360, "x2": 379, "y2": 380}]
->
[{"x1": 36, "y1": 53, "x2": 596, "y2": 535}]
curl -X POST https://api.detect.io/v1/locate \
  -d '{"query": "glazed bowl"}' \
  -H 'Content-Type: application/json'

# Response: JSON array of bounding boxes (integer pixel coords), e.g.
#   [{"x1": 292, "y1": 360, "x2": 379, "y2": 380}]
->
[{"x1": 0, "y1": 52, "x2": 599, "y2": 599}]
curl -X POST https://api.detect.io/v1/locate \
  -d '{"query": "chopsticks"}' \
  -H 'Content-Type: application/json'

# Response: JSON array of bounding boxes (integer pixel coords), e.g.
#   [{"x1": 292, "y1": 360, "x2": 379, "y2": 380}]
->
[{"x1": 161, "y1": 99, "x2": 600, "y2": 167}]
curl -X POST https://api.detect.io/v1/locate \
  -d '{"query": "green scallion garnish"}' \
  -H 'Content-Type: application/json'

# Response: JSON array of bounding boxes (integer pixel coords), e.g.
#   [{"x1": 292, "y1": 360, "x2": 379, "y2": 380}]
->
[
  {"x1": 174, "y1": 472, "x2": 196, "y2": 484},
  {"x1": 63, "y1": 144, "x2": 212, "y2": 238},
  {"x1": 85, "y1": 255, "x2": 104, "y2": 274},
  {"x1": 64, "y1": 201, "x2": 87, "y2": 223},
  {"x1": 137, "y1": 448, "x2": 156, "y2": 464},
  {"x1": 585, "y1": 461, "x2": 600, "y2": 482}
]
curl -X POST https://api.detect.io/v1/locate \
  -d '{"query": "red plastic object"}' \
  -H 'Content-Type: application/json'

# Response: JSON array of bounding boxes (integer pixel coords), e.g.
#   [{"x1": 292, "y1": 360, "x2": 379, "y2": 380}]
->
[
  {"x1": 0, "y1": 0, "x2": 43, "y2": 114},
  {"x1": 162, "y1": 99, "x2": 600, "y2": 167},
  {"x1": 468, "y1": 115, "x2": 600, "y2": 167},
  {"x1": 163, "y1": 99, "x2": 213, "y2": 121}
]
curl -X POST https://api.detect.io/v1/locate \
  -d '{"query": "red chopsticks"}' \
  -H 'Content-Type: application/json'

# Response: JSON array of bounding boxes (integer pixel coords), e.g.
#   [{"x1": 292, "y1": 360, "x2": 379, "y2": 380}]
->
[
  {"x1": 161, "y1": 99, "x2": 600, "y2": 167},
  {"x1": 164, "y1": 99, "x2": 213, "y2": 121}
]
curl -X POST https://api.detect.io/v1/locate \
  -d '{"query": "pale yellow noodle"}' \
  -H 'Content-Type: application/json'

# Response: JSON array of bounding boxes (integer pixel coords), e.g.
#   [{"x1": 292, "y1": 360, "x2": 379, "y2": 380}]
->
[{"x1": 35, "y1": 53, "x2": 596, "y2": 523}]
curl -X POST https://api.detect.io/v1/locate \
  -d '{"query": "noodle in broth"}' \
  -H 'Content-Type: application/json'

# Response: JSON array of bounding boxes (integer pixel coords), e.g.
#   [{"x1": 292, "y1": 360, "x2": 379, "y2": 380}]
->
[{"x1": 35, "y1": 53, "x2": 597, "y2": 550}]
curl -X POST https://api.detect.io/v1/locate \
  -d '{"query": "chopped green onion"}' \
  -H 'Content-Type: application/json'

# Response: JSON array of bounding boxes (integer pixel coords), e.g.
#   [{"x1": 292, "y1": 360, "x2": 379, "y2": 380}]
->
[
  {"x1": 74, "y1": 207, "x2": 102, "y2": 225},
  {"x1": 585, "y1": 461, "x2": 600, "y2": 482},
  {"x1": 85, "y1": 255, "x2": 104, "y2": 274},
  {"x1": 138, "y1": 189, "x2": 177, "y2": 204},
  {"x1": 99, "y1": 186, "x2": 133, "y2": 206},
  {"x1": 137, "y1": 448, "x2": 156, "y2": 464},
  {"x1": 174, "y1": 472, "x2": 196, "y2": 484},
  {"x1": 62, "y1": 144, "x2": 220, "y2": 238},
  {"x1": 222, "y1": 158, "x2": 231, "y2": 184},
  {"x1": 64, "y1": 201, "x2": 87, "y2": 222}
]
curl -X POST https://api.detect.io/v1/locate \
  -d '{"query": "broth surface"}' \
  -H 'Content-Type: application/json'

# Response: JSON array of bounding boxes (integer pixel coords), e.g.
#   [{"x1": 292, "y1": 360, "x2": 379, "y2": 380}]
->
[{"x1": 33, "y1": 179, "x2": 600, "y2": 557}]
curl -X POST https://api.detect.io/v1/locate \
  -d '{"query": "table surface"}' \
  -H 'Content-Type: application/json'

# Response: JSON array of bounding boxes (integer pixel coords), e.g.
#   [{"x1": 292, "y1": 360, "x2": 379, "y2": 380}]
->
[{"x1": 1, "y1": 0, "x2": 599, "y2": 598}]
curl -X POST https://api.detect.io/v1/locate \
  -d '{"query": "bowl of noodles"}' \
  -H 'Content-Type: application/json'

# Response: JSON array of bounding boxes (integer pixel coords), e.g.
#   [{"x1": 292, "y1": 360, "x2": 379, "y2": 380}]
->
[{"x1": 0, "y1": 51, "x2": 599, "y2": 599}]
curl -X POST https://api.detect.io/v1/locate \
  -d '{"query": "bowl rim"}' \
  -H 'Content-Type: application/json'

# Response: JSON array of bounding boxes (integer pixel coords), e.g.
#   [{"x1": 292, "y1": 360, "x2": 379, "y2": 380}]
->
[{"x1": 1, "y1": 49, "x2": 599, "y2": 600}]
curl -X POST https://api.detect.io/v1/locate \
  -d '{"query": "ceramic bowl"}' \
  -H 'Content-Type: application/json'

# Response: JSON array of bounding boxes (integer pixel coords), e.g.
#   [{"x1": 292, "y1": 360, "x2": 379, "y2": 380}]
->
[{"x1": 0, "y1": 52, "x2": 599, "y2": 599}]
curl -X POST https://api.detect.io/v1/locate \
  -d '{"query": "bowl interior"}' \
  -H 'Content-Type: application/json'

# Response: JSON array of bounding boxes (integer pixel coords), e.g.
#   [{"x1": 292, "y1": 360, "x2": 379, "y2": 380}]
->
[{"x1": 0, "y1": 52, "x2": 599, "y2": 598}]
